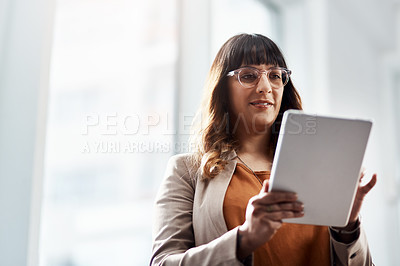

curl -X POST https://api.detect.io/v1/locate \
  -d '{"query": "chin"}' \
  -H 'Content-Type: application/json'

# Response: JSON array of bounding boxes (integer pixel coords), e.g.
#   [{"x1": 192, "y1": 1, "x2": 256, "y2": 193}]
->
[{"x1": 252, "y1": 119, "x2": 274, "y2": 134}]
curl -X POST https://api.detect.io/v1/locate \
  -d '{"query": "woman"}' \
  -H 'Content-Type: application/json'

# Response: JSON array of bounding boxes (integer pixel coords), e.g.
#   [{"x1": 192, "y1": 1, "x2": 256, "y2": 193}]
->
[{"x1": 151, "y1": 33, "x2": 377, "y2": 265}]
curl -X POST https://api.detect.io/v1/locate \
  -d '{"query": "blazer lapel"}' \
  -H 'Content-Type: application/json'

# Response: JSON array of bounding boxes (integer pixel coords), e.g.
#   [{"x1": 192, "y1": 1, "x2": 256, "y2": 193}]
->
[{"x1": 193, "y1": 151, "x2": 238, "y2": 244}]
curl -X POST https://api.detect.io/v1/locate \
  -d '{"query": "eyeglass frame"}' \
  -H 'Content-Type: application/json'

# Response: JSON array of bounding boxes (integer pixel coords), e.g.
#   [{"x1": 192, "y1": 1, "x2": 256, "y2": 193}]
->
[{"x1": 226, "y1": 66, "x2": 292, "y2": 89}]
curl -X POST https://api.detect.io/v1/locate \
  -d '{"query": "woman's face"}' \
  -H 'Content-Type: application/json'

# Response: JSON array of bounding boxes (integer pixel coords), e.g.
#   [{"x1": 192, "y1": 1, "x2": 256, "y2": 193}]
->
[{"x1": 228, "y1": 64, "x2": 284, "y2": 134}]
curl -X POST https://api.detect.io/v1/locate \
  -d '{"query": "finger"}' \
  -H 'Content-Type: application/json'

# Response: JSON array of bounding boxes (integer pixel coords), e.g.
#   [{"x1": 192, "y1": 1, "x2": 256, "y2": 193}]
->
[
  {"x1": 359, "y1": 170, "x2": 366, "y2": 182},
  {"x1": 256, "y1": 192, "x2": 298, "y2": 205},
  {"x1": 261, "y1": 202, "x2": 304, "y2": 212},
  {"x1": 360, "y1": 166, "x2": 366, "y2": 176},
  {"x1": 266, "y1": 210, "x2": 304, "y2": 221},
  {"x1": 360, "y1": 173, "x2": 377, "y2": 195}
]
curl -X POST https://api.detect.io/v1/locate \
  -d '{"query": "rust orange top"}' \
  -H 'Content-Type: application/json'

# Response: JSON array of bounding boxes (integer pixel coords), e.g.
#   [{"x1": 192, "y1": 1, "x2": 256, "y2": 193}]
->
[{"x1": 223, "y1": 163, "x2": 331, "y2": 266}]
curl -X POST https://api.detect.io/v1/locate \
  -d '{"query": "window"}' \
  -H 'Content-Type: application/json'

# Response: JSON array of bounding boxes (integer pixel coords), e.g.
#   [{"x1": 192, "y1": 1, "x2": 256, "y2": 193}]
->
[
  {"x1": 40, "y1": 0, "x2": 178, "y2": 265},
  {"x1": 211, "y1": 0, "x2": 278, "y2": 59}
]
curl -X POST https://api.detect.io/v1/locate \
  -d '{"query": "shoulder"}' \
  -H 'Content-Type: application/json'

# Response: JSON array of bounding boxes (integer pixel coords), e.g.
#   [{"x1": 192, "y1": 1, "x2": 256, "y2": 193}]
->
[
  {"x1": 165, "y1": 153, "x2": 196, "y2": 176},
  {"x1": 167, "y1": 153, "x2": 193, "y2": 167},
  {"x1": 163, "y1": 153, "x2": 198, "y2": 189}
]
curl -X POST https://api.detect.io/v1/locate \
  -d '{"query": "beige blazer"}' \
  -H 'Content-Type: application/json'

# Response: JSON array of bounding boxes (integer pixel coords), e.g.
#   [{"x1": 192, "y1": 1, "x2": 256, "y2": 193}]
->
[{"x1": 151, "y1": 152, "x2": 372, "y2": 266}]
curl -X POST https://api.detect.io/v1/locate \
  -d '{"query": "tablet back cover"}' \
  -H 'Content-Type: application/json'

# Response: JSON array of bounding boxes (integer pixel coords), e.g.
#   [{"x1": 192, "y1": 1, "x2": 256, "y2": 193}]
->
[{"x1": 268, "y1": 110, "x2": 372, "y2": 226}]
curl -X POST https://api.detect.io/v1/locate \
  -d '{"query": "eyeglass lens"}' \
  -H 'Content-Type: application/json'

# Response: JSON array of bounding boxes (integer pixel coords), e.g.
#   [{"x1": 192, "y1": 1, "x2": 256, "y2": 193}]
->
[{"x1": 238, "y1": 68, "x2": 288, "y2": 88}]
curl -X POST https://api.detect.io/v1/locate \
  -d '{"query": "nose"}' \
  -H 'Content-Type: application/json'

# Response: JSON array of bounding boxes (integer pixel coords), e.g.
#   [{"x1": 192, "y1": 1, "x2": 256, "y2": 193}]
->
[{"x1": 256, "y1": 73, "x2": 272, "y2": 93}]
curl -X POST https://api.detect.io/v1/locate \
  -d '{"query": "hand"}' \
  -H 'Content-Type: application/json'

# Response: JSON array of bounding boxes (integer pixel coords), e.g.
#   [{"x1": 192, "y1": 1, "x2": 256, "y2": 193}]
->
[
  {"x1": 237, "y1": 180, "x2": 304, "y2": 259},
  {"x1": 337, "y1": 168, "x2": 377, "y2": 231}
]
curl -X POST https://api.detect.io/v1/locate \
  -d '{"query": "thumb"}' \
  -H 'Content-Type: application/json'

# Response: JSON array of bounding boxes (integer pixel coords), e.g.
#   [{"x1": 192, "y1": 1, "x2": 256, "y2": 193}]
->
[{"x1": 260, "y1": 179, "x2": 269, "y2": 193}]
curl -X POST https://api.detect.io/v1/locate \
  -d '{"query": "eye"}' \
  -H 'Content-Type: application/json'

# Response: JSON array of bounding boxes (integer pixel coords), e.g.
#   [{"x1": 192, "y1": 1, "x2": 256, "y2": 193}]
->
[
  {"x1": 269, "y1": 70, "x2": 282, "y2": 80},
  {"x1": 239, "y1": 70, "x2": 258, "y2": 82}
]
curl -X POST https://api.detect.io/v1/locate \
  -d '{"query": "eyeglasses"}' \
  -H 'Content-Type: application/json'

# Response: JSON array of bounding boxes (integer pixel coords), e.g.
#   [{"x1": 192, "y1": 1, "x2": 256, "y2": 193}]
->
[{"x1": 227, "y1": 66, "x2": 292, "y2": 89}]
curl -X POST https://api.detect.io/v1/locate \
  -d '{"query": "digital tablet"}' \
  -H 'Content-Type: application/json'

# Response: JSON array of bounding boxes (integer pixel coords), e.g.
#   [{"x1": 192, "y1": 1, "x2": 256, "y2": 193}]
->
[{"x1": 268, "y1": 110, "x2": 373, "y2": 226}]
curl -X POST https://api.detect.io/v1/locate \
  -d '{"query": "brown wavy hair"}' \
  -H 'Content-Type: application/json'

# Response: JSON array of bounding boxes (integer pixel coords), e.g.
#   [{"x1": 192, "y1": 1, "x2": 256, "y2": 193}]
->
[{"x1": 190, "y1": 33, "x2": 302, "y2": 179}]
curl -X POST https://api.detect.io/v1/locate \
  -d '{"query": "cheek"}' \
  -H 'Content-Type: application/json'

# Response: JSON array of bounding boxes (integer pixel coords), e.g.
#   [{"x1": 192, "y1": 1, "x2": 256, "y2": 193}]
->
[
  {"x1": 274, "y1": 90, "x2": 284, "y2": 110},
  {"x1": 230, "y1": 93, "x2": 245, "y2": 116},
  {"x1": 228, "y1": 86, "x2": 246, "y2": 113}
]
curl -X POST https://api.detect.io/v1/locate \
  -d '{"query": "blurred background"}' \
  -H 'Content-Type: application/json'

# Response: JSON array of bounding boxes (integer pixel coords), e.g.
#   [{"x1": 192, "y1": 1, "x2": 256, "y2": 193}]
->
[{"x1": 0, "y1": 0, "x2": 399, "y2": 265}]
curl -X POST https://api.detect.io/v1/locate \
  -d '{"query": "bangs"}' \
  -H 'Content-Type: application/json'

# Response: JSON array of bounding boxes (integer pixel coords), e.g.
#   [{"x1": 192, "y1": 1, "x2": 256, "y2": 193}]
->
[{"x1": 226, "y1": 34, "x2": 287, "y2": 71}]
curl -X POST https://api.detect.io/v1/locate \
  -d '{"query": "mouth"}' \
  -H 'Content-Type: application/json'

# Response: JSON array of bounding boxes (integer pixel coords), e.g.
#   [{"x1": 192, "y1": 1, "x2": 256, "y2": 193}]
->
[{"x1": 249, "y1": 100, "x2": 274, "y2": 108}]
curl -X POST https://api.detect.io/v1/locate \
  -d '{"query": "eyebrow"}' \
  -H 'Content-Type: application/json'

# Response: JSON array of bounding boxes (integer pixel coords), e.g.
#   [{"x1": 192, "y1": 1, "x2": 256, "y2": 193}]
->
[{"x1": 240, "y1": 65, "x2": 280, "y2": 70}]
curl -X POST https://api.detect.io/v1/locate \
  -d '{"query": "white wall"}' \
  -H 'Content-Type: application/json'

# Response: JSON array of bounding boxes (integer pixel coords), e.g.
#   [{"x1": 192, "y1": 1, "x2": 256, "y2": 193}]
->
[{"x1": 0, "y1": 0, "x2": 54, "y2": 265}]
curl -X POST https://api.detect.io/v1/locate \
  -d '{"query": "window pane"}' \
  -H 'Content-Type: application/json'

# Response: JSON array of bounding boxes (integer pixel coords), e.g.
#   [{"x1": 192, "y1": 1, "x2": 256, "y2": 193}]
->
[
  {"x1": 211, "y1": 0, "x2": 277, "y2": 58},
  {"x1": 40, "y1": 0, "x2": 177, "y2": 265}
]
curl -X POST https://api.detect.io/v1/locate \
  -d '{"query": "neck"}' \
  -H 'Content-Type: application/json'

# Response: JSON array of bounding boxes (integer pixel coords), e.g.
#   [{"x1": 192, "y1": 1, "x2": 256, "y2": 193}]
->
[{"x1": 234, "y1": 127, "x2": 272, "y2": 159}]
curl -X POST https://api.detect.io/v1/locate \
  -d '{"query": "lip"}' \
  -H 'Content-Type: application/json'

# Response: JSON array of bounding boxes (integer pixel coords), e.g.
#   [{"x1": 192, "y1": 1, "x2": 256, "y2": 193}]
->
[
  {"x1": 249, "y1": 99, "x2": 274, "y2": 109},
  {"x1": 250, "y1": 99, "x2": 274, "y2": 105}
]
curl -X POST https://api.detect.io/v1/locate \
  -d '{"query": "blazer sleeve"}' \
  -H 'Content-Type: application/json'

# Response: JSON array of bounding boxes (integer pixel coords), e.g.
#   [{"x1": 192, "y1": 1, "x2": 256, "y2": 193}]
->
[
  {"x1": 330, "y1": 225, "x2": 373, "y2": 266},
  {"x1": 150, "y1": 155, "x2": 245, "y2": 266}
]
